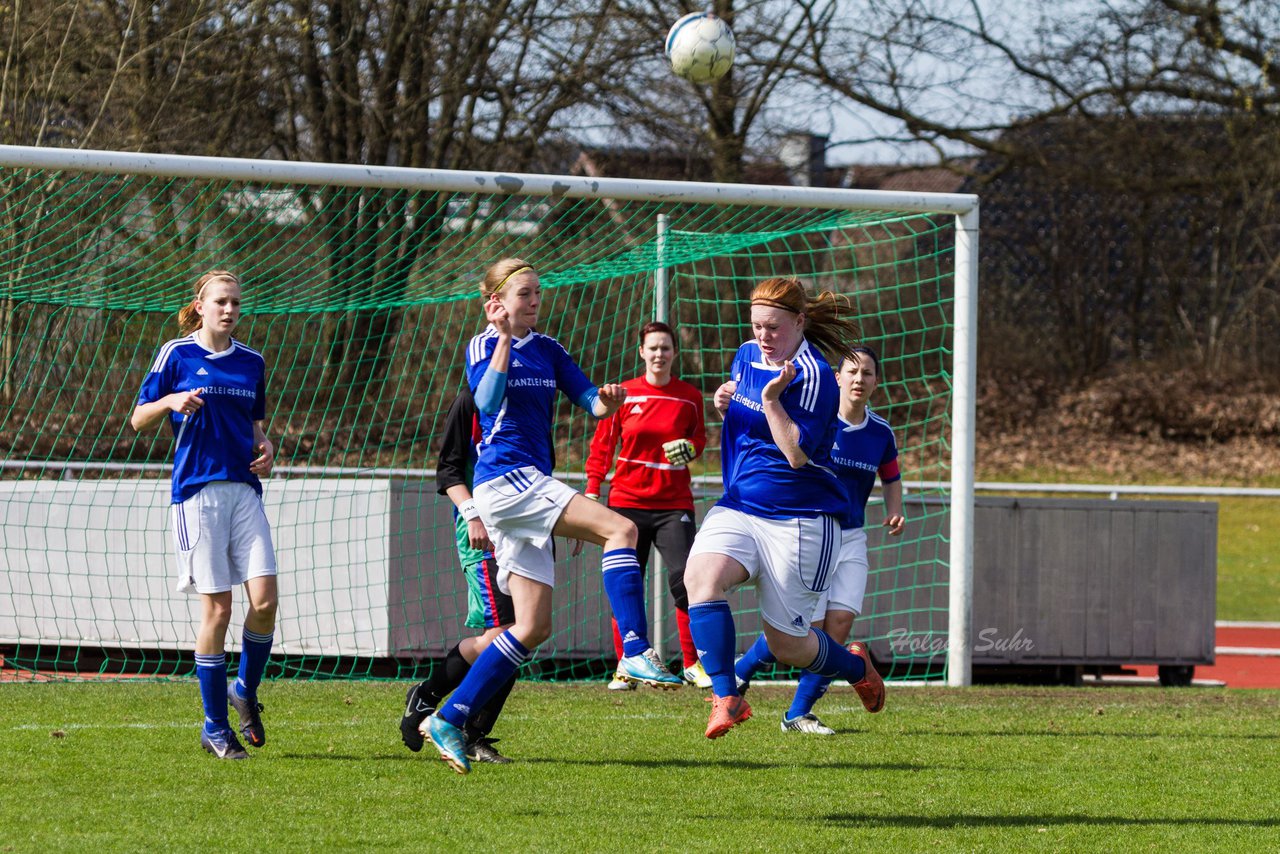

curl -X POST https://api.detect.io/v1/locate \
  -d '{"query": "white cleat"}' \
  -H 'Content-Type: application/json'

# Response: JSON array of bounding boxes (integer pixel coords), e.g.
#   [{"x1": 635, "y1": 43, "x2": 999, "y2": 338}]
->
[
  {"x1": 781, "y1": 713, "x2": 836, "y2": 735},
  {"x1": 607, "y1": 670, "x2": 637, "y2": 691},
  {"x1": 682, "y1": 660, "x2": 713, "y2": 689}
]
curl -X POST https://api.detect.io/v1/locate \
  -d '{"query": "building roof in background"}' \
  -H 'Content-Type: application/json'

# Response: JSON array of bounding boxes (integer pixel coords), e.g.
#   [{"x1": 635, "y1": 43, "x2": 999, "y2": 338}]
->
[
  {"x1": 572, "y1": 142, "x2": 975, "y2": 196},
  {"x1": 840, "y1": 164, "x2": 971, "y2": 194},
  {"x1": 571, "y1": 146, "x2": 795, "y2": 185}
]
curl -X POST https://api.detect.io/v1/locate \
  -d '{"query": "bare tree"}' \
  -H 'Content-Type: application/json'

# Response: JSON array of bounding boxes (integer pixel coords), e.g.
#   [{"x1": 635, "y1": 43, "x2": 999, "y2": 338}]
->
[
  {"x1": 0, "y1": 0, "x2": 279, "y2": 153},
  {"x1": 0, "y1": 1, "x2": 284, "y2": 402},
  {"x1": 259, "y1": 1, "x2": 623, "y2": 398}
]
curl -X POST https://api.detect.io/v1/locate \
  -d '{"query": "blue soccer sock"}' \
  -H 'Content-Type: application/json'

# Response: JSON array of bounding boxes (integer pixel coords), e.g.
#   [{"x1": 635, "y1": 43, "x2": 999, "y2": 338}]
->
[
  {"x1": 438, "y1": 631, "x2": 529, "y2": 730},
  {"x1": 803, "y1": 629, "x2": 866, "y2": 684},
  {"x1": 195, "y1": 652, "x2": 230, "y2": 734},
  {"x1": 688, "y1": 600, "x2": 738, "y2": 697},
  {"x1": 735, "y1": 633, "x2": 776, "y2": 683},
  {"x1": 787, "y1": 672, "x2": 834, "y2": 720},
  {"x1": 601, "y1": 548, "x2": 650, "y2": 657},
  {"x1": 235, "y1": 628, "x2": 274, "y2": 701}
]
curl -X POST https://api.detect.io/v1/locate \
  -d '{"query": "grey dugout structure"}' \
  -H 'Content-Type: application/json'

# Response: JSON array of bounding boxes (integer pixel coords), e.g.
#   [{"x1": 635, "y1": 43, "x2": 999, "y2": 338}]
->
[{"x1": 861, "y1": 495, "x2": 1217, "y2": 683}]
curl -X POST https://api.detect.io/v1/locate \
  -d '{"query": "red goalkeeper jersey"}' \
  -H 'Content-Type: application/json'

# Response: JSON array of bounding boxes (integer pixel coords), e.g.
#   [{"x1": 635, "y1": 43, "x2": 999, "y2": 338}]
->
[{"x1": 585, "y1": 375, "x2": 707, "y2": 511}]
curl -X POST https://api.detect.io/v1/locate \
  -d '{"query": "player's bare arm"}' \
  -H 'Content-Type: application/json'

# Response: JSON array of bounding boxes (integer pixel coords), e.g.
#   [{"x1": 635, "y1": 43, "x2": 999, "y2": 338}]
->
[
  {"x1": 713, "y1": 380, "x2": 736, "y2": 417},
  {"x1": 445, "y1": 483, "x2": 493, "y2": 552},
  {"x1": 760, "y1": 361, "x2": 806, "y2": 468},
  {"x1": 485, "y1": 296, "x2": 514, "y2": 371},
  {"x1": 594, "y1": 382, "x2": 628, "y2": 418},
  {"x1": 882, "y1": 478, "x2": 906, "y2": 536},
  {"x1": 130, "y1": 389, "x2": 205, "y2": 432},
  {"x1": 250, "y1": 421, "x2": 274, "y2": 477}
]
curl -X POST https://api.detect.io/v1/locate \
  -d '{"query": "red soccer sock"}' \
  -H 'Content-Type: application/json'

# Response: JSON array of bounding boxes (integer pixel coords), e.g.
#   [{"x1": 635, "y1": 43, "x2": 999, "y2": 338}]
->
[
  {"x1": 611, "y1": 617, "x2": 624, "y2": 664},
  {"x1": 676, "y1": 607, "x2": 698, "y2": 668}
]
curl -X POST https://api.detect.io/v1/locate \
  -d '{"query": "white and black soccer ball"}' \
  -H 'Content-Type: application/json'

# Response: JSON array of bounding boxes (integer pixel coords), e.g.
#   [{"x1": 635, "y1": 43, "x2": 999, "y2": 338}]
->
[{"x1": 665, "y1": 12, "x2": 735, "y2": 84}]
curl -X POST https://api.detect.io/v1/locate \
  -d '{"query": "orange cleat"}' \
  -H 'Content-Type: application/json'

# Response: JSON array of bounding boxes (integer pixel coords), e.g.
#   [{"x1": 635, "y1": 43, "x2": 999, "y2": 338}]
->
[
  {"x1": 705, "y1": 694, "x2": 753, "y2": 739},
  {"x1": 847, "y1": 642, "x2": 885, "y2": 713}
]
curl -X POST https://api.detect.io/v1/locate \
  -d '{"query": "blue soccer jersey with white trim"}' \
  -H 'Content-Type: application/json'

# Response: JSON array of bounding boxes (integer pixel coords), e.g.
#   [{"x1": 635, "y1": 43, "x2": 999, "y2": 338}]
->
[
  {"x1": 465, "y1": 325, "x2": 595, "y2": 484},
  {"x1": 717, "y1": 339, "x2": 851, "y2": 523},
  {"x1": 831, "y1": 409, "x2": 900, "y2": 529},
  {"x1": 136, "y1": 336, "x2": 267, "y2": 503}
]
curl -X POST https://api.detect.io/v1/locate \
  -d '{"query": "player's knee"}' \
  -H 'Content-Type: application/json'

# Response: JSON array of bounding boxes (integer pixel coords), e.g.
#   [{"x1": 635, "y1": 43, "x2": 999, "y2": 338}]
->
[
  {"x1": 511, "y1": 612, "x2": 551, "y2": 648},
  {"x1": 768, "y1": 632, "x2": 810, "y2": 667},
  {"x1": 513, "y1": 619, "x2": 551, "y2": 649},
  {"x1": 472, "y1": 626, "x2": 509, "y2": 655},
  {"x1": 203, "y1": 600, "x2": 234, "y2": 632},
  {"x1": 613, "y1": 516, "x2": 638, "y2": 548},
  {"x1": 249, "y1": 596, "x2": 278, "y2": 626},
  {"x1": 824, "y1": 612, "x2": 855, "y2": 644},
  {"x1": 684, "y1": 561, "x2": 722, "y2": 603}
]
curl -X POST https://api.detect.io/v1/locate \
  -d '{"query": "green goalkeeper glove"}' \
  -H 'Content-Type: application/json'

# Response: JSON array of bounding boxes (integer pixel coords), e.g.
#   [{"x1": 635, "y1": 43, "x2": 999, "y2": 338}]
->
[{"x1": 662, "y1": 438, "x2": 696, "y2": 466}]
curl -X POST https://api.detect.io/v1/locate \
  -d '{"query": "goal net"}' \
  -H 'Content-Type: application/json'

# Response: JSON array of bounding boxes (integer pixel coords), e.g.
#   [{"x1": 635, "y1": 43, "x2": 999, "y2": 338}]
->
[{"x1": 0, "y1": 146, "x2": 977, "y2": 684}]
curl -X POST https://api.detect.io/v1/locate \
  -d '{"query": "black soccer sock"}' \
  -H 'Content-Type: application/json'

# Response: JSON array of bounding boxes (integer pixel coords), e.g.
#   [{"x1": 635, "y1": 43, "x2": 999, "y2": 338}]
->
[
  {"x1": 466, "y1": 672, "x2": 517, "y2": 742},
  {"x1": 422, "y1": 643, "x2": 471, "y2": 707}
]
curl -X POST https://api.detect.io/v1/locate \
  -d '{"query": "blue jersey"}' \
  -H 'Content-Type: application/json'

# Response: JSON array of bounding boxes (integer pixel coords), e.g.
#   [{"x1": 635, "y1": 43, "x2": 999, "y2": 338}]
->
[
  {"x1": 465, "y1": 325, "x2": 595, "y2": 485},
  {"x1": 830, "y1": 409, "x2": 900, "y2": 529},
  {"x1": 136, "y1": 336, "x2": 267, "y2": 504},
  {"x1": 717, "y1": 339, "x2": 851, "y2": 524}
]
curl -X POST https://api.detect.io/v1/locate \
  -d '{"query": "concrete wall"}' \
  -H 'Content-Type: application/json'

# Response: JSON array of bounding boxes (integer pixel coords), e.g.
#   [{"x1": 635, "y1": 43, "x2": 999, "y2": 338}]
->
[{"x1": 0, "y1": 479, "x2": 390, "y2": 655}]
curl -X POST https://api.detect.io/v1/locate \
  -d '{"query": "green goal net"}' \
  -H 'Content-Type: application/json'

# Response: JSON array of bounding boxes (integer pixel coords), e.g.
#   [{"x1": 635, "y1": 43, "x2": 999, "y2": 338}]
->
[{"x1": 0, "y1": 147, "x2": 973, "y2": 684}]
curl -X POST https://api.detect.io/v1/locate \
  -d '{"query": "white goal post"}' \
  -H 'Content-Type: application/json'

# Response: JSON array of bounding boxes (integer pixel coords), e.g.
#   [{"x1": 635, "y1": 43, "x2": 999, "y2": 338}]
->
[{"x1": 0, "y1": 143, "x2": 978, "y2": 685}]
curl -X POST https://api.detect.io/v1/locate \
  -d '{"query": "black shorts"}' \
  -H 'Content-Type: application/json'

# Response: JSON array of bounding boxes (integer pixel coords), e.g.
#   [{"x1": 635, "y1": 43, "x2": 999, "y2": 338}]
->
[{"x1": 463, "y1": 557, "x2": 516, "y2": 629}]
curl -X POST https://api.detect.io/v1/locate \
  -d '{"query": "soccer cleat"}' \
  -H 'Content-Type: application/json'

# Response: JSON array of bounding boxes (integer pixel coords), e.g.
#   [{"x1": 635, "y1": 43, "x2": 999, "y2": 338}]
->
[
  {"x1": 732, "y1": 654, "x2": 750, "y2": 696},
  {"x1": 466, "y1": 737, "x2": 513, "y2": 764},
  {"x1": 201, "y1": 726, "x2": 250, "y2": 760},
  {"x1": 682, "y1": 660, "x2": 713, "y2": 689},
  {"x1": 426, "y1": 714, "x2": 471, "y2": 775},
  {"x1": 607, "y1": 671, "x2": 637, "y2": 691},
  {"x1": 848, "y1": 641, "x2": 886, "y2": 713},
  {"x1": 227, "y1": 682, "x2": 266, "y2": 748},
  {"x1": 399, "y1": 683, "x2": 434, "y2": 752},
  {"x1": 781, "y1": 712, "x2": 836, "y2": 735},
  {"x1": 705, "y1": 694, "x2": 753, "y2": 739},
  {"x1": 617, "y1": 648, "x2": 683, "y2": 689}
]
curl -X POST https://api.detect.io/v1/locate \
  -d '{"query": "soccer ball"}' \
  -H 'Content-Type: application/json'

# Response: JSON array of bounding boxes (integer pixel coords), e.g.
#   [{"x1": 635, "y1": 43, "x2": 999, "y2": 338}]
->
[{"x1": 665, "y1": 12, "x2": 735, "y2": 84}]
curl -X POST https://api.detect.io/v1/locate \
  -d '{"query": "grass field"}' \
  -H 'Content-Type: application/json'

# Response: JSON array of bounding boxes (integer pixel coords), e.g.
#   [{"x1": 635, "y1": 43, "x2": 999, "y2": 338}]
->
[
  {"x1": 1216, "y1": 497, "x2": 1280, "y2": 622},
  {"x1": 2, "y1": 680, "x2": 1278, "y2": 851}
]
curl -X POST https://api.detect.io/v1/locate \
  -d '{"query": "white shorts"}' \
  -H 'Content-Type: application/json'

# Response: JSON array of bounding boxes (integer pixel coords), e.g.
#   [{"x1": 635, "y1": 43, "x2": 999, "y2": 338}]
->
[
  {"x1": 172, "y1": 481, "x2": 277, "y2": 595},
  {"x1": 473, "y1": 466, "x2": 576, "y2": 593},
  {"x1": 689, "y1": 505, "x2": 841, "y2": 637},
  {"x1": 814, "y1": 527, "x2": 869, "y2": 619}
]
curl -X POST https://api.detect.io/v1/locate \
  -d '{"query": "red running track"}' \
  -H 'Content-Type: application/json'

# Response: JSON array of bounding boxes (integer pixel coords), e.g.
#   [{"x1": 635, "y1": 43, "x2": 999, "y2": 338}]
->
[{"x1": 1129, "y1": 623, "x2": 1280, "y2": 689}]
